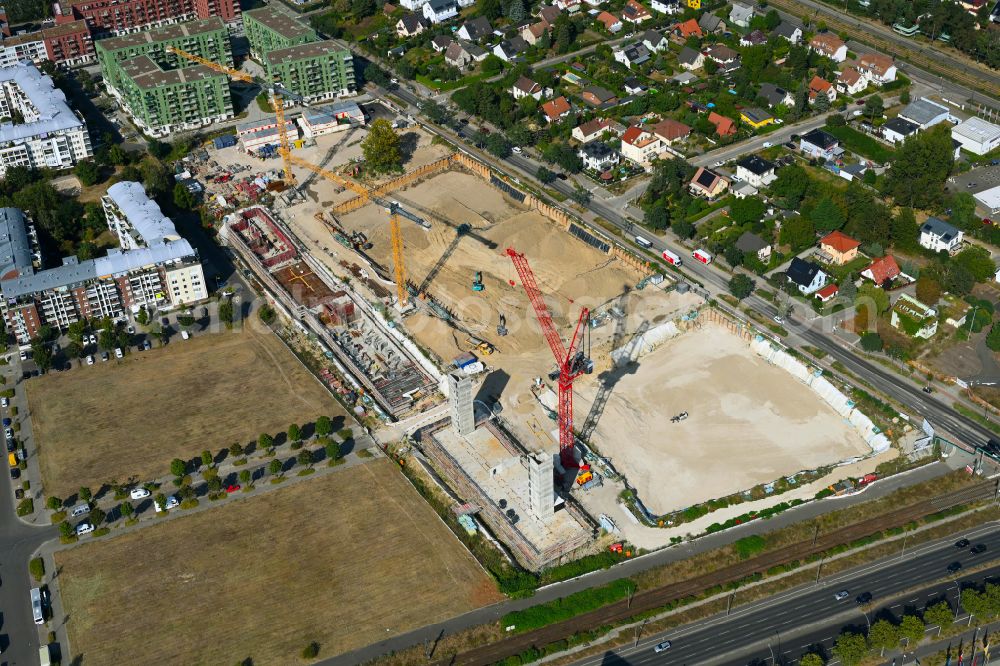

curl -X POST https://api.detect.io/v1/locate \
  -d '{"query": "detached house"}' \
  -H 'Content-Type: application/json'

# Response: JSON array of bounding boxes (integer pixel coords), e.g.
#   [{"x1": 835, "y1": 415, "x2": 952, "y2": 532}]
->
[
  {"x1": 857, "y1": 53, "x2": 896, "y2": 85},
  {"x1": 396, "y1": 14, "x2": 425, "y2": 37},
  {"x1": 642, "y1": 29, "x2": 669, "y2": 51},
  {"x1": 581, "y1": 85, "x2": 618, "y2": 107},
  {"x1": 677, "y1": 45, "x2": 704, "y2": 70},
  {"x1": 819, "y1": 230, "x2": 861, "y2": 266},
  {"x1": 622, "y1": 0, "x2": 652, "y2": 23},
  {"x1": 799, "y1": 128, "x2": 842, "y2": 160},
  {"x1": 891, "y1": 294, "x2": 938, "y2": 339},
  {"x1": 651, "y1": 118, "x2": 691, "y2": 144},
  {"x1": 675, "y1": 18, "x2": 703, "y2": 38},
  {"x1": 445, "y1": 41, "x2": 473, "y2": 68},
  {"x1": 698, "y1": 12, "x2": 723, "y2": 34},
  {"x1": 740, "y1": 29, "x2": 768, "y2": 47},
  {"x1": 809, "y1": 33, "x2": 848, "y2": 62},
  {"x1": 808, "y1": 75, "x2": 837, "y2": 102},
  {"x1": 735, "y1": 155, "x2": 776, "y2": 188},
  {"x1": 511, "y1": 76, "x2": 549, "y2": 101},
  {"x1": 882, "y1": 117, "x2": 919, "y2": 145},
  {"x1": 457, "y1": 17, "x2": 492, "y2": 41},
  {"x1": 494, "y1": 36, "x2": 528, "y2": 61},
  {"x1": 919, "y1": 217, "x2": 963, "y2": 253},
  {"x1": 689, "y1": 166, "x2": 729, "y2": 198},
  {"x1": 708, "y1": 111, "x2": 737, "y2": 136},
  {"x1": 774, "y1": 21, "x2": 802, "y2": 43},
  {"x1": 836, "y1": 67, "x2": 866, "y2": 96},
  {"x1": 614, "y1": 43, "x2": 651, "y2": 68},
  {"x1": 538, "y1": 5, "x2": 562, "y2": 24},
  {"x1": 704, "y1": 44, "x2": 740, "y2": 65},
  {"x1": 573, "y1": 118, "x2": 615, "y2": 143},
  {"x1": 578, "y1": 141, "x2": 619, "y2": 171},
  {"x1": 597, "y1": 11, "x2": 623, "y2": 32},
  {"x1": 650, "y1": 0, "x2": 683, "y2": 14},
  {"x1": 554, "y1": 0, "x2": 581, "y2": 11},
  {"x1": 899, "y1": 97, "x2": 951, "y2": 129},
  {"x1": 786, "y1": 257, "x2": 829, "y2": 295},
  {"x1": 620, "y1": 125, "x2": 663, "y2": 168},
  {"x1": 541, "y1": 96, "x2": 572, "y2": 123},
  {"x1": 423, "y1": 0, "x2": 459, "y2": 23},
  {"x1": 861, "y1": 255, "x2": 901, "y2": 287},
  {"x1": 521, "y1": 22, "x2": 549, "y2": 45},
  {"x1": 740, "y1": 107, "x2": 774, "y2": 129},
  {"x1": 729, "y1": 2, "x2": 754, "y2": 28},
  {"x1": 736, "y1": 231, "x2": 772, "y2": 262},
  {"x1": 431, "y1": 35, "x2": 452, "y2": 51},
  {"x1": 758, "y1": 82, "x2": 794, "y2": 108}
]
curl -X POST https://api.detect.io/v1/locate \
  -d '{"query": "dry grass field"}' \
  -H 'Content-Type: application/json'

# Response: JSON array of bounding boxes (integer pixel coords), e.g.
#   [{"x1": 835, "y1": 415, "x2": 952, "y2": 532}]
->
[
  {"x1": 29, "y1": 325, "x2": 344, "y2": 498},
  {"x1": 56, "y1": 458, "x2": 502, "y2": 665}
]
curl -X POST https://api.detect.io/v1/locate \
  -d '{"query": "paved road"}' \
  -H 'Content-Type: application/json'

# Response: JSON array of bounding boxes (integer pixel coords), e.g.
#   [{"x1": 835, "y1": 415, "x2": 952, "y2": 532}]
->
[{"x1": 573, "y1": 522, "x2": 1000, "y2": 666}]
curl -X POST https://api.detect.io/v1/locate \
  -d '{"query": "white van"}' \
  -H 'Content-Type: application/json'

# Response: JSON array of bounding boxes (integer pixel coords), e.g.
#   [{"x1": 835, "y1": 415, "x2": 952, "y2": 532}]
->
[{"x1": 181, "y1": 330, "x2": 190, "y2": 340}]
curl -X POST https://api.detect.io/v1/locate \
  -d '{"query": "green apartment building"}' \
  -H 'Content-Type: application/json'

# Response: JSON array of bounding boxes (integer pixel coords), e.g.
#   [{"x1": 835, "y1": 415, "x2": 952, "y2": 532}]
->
[
  {"x1": 97, "y1": 17, "x2": 235, "y2": 137},
  {"x1": 267, "y1": 41, "x2": 355, "y2": 102},
  {"x1": 244, "y1": 6, "x2": 316, "y2": 61}
]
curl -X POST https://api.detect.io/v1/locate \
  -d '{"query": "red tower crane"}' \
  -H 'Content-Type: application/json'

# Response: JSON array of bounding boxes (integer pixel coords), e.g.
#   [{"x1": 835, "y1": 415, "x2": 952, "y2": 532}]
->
[{"x1": 506, "y1": 248, "x2": 592, "y2": 470}]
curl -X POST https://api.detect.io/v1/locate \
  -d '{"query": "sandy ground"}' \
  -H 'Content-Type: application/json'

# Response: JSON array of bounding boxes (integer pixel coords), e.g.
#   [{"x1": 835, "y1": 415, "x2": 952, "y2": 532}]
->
[{"x1": 578, "y1": 323, "x2": 872, "y2": 517}]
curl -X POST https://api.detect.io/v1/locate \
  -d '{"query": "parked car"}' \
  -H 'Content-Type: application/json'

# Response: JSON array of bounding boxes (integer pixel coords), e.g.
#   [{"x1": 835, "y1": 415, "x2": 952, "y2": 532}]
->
[
  {"x1": 154, "y1": 495, "x2": 179, "y2": 512},
  {"x1": 101, "y1": 351, "x2": 109, "y2": 362},
  {"x1": 512, "y1": 146, "x2": 522, "y2": 154},
  {"x1": 1, "y1": 397, "x2": 9, "y2": 408},
  {"x1": 181, "y1": 330, "x2": 190, "y2": 340},
  {"x1": 14, "y1": 488, "x2": 24, "y2": 499},
  {"x1": 74, "y1": 521, "x2": 94, "y2": 536},
  {"x1": 225, "y1": 484, "x2": 241, "y2": 493},
  {"x1": 70, "y1": 504, "x2": 90, "y2": 517},
  {"x1": 86, "y1": 355, "x2": 94, "y2": 366},
  {"x1": 142, "y1": 340, "x2": 152, "y2": 351},
  {"x1": 127, "y1": 325, "x2": 135, "y2": 334},
  {"x1": 4, "y1": 428, "x2": 13, "y2": 440},
  {"x1": 762, "y1": 141, "x2": 773, "y2": 148},
  {"x1": 114, "y1": 348, "x2": 123, "y2": 359},
  {"x1": 6, "y1": 440, "x2": 15, "y2": 453},
  {"x1": 9, "y1": 467, "x2": 19, "y2": 480},
  {"x1": 88, "y1": 334, "x2": 97, "y2": 345},
  {"x1": 129, "y1": 487, "x2": 150, "y2": 500}
]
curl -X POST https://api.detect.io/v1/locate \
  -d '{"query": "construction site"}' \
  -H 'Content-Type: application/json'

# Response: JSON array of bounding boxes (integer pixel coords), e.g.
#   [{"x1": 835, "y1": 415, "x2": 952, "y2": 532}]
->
[{"x1": 202, "y1": 104, "x2": 897, "y2": 568}]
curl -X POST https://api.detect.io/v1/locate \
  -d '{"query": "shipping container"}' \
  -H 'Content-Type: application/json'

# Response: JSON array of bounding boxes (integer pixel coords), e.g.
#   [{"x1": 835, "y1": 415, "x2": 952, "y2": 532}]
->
[
  {"x1": 662, "y1": 249, "x2": 682, "y2": 266},
  {"x1": 692, "y1": 249, "x2": 713, "y2": 264}
]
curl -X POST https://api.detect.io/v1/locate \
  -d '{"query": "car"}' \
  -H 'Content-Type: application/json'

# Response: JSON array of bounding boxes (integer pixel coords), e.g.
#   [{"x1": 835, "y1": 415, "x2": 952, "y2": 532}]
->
[
  {"x1": 226, "y1": 484, "x2": 241, "y2": 493},
  {"x1": 853, "y1": 109, "x2": 863, "y2": 117},
  {"x1": 512, "y1": 146, "x2": 522, "y2": 154},
  {"x1": 856, "y1": 99, "x2": 865, "y2": 105},
  {"x1": 74, "y1": 521, "x2": 94, "y2": 536},
  {"x1": 86, "y1": 355, "x2": 94, "y2": 366},
  {"x1": 8, "y1": 467, "x2": 18, "y2": 480},
  {"x1": 101, "y1": 351, "x2": 109, "y2": 361},
  {"x1": 459, "y1": 118, "x2": 469, "y2": 125},
  {"x1": 70, "y1": 504, "x2": 90, "y2": 517},
  {"x1": 556, "y1": 173, "x2": 568, "y2": 180},
  {"x1": 114, "y1": 347, "x2": 123, "y2": 359},
  {"x1": 129, "y1": 487, "x2": 151, "y2": 500},
  {"x1": 4, "y1": 428, "x2": 13, "y2": 441},
  {"x1": 714, "y1": 160, "x2": 724, "y2": 167},
  {"x1": 968, "y1": 182, "x2": 977, "y2": 188},
  {"x1": 922, "y1": 386, "x2": 933, "y2": 393},
  {"x1": 127, "y1": 325, "x2": 135, "y2": 334},
  {"x1": 773, "y1": 315, "x2": 783, "y2": 324},
  {"x1": 142, "y1": 340, "x2": 152, "y2": 351},
  {"x1": 390, "y1": 77, "x2": 398, "y2": 84},
  {"x1": 6, "y1": 440, "x2": 15, "y2": 453},
  {"x1": 154, "y1": 495, "x2": 179, "y2": 512},
  {"x1": 948, "y1": 561, "x2": 963, "y2": 573},
  {"x1": 88, "y1": 334, "x2": 97, "y2": 345},
  {"x1": 834, "y1": 590, "x2": 850, "y2": 601},
  {"x1": 181, "y1": 330, "x2": 190, "y2": 340},
  {"x1": 856, "y1": 592, "x2": 873, "y2": 604},
  {"x1": 654, "y1": 641, "x2": 672, "y2": 653},
  {"x1": 1, "y1": 397, "x2": 9, "y2": 408},
  {"x1": 2, "y1": 419, "x2": 10, "y2": 428},
  {"x1": 18, "y1": 350, "x2": 26, "y2": 361},
  {"x1": 955, "y1": 538, "x2": 970, "y2": 548},
  {"x1": 762, "y1": 141, "x2": 773, "y2": 148},
  {"x1": 971, "y1": 544, "x2": 988, "y2": 555}
]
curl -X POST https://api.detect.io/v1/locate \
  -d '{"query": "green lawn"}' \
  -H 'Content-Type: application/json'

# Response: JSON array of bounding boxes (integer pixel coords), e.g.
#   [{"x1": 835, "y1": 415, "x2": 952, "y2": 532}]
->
[
  {"x1": 416, "y1": 71, "x2": 492, "y2": 92},
  {"x1": 823, "y1": 124, "x2": 895, "y2": 164}
]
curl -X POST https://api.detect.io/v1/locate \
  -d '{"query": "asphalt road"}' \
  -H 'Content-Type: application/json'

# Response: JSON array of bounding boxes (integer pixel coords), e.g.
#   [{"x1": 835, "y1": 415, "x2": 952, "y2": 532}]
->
[{"x1": 574, "y1": 522, "x2": 1000, "y2": 666}]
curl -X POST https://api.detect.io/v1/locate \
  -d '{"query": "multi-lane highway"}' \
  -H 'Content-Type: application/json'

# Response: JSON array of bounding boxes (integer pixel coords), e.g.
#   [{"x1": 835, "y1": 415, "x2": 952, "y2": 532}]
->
[{"x1": 574, "y1": 523, "x2": 1000, "y2": 666}]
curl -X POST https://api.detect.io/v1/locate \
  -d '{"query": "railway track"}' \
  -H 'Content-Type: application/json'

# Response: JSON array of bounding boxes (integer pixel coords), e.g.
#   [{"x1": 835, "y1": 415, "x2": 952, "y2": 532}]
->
[
  {"x1": 434, "y1": 481, "x2": 997, "y2": 666},
  {"x1": 767, "y1": 0, "x2": 1000, "y2": 100}
]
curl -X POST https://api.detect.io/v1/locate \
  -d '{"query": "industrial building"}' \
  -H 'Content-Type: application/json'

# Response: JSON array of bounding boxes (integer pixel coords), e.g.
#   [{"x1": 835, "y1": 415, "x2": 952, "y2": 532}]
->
[
  {"x1": 51, "y1": 0, "x2": 240, "y2": 36},
  {"x1": 97, "y1": 18, "x2": 234, "y2": 137},
  {"x1": 298, "y1": 101, "x2": 365, "y2": 137},
  {"x1": 952, "y1": 116, "x2": 1000, "y2": 155},
  {"x1": 0, "y1": 62, "x2": 92, "y2": 177},
  {"x1": 0, "y1": 182, "x2": 206, "y2": 343}
]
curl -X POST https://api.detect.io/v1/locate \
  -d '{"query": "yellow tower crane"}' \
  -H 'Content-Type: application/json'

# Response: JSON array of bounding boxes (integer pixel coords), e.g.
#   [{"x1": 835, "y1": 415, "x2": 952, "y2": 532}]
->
[{"x1": 165, "y1": 46, "x2": 425, "y2": 309}]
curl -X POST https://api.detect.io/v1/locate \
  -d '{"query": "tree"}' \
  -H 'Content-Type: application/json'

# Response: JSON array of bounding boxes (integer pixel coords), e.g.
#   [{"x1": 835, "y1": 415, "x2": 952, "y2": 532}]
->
[
  {"x1": 30, "y1": 337, "x2": 52, "y2": 372},
  {"x1": 900, "y1": 89, "x2": 911, "y2": 104},
  {"x1": 139, "y1": 157, "x2": 171, "y2": 197},
  {"x1": 239, "y1": 469, "x2": 251, "y2": 486},
  {"x1": 945, "y1": 263, "x2": 975, "y2": 296},
  {"x1": 154, "y1": 493, "x2": 168, "y2": 512},
  {"x1": 868, "y1": 618, "x2": 899, "y2": 654},
  {"x1": 485, "y1": 133, "x2": 511, "y2": 158},
  {"x1": 864, "y1": 94, "x2": 885, "y2": 120},
  {"x1": 90, "y1": 507, "x2": 106, "y2": 525},
  {"x1": 481, "y1": 54, "x2": 504, "y2": 76},
  {"x1": 813, "y1": 92, "x2": 830, "y2": 112},
  {"x1": 799, "y1": 654, "x2": 824, "y2": 666},
  {"x1": 923, "y1": 601, "x2": 954, "y2": 636},
  {"x1": 955, "y1": 246, "x2": 996, "y2": 282},
  {"x1": 75, "y1": 160, "x2": 100, "y2": 187},
  {"x1": 949, "y1": 191, "x2": 979, "y2": 231},
  {"x1": 890, "y1": 207, "x2": 919, "y2": 251},
  {"x1": 207, "y1": 476, "x2": 223, "y2": 492},
  {"x1": 479, "y1": 0, "x2": 502, "y2": 19},
  {"x1": 269, "y1": 458, "x2": 283, "y2": 476},
  {"x1": 779, "y1": 216, "x2": 816, "y2": 251},
  {"x1": 915, "y1": 277, "x2": 942, "y2": 305},
  {"x1": 672, "y1": 219, "x2": 694, "y2": 239},
  {"x1": 724, "y1": 244, "x2": 743, "y2": 268},
  {"x1": 536, "y1": 166, "x2": 554, "y2": 183},
  {"x1": 316, "y1": 416, "x2": 333, "y2": 437},
  {"x1": 259, "y1": 433, "x2": 274, "y2": 450},
  {"x1": 832, "y1": 631, "x2": 868, "y2": 666},
  {"x1": 46, "y1": 496, "x2": 62, "y2": 511},
  {"x1": 67, "y1": 320, "x2": 86, "y2": 344},
  {"x1": 810, "y1": 197, "x2": 845, "y2": 233},
  {"x1": 728, "y1": 274, "x2": 754, "y2": 300},
  {"x1": 645, "y1": 201, "x2": 670, "y2": 230},
  {"x1": 302, "y1": 642, "x2": 319, "y2": 659},
  {"x1": 170, "y1": 458, "x2": 187, "y2": 477},
  {"x1": 79, "y1": 486, "x2": 92, "y2": 503},
  {"x1": 860, "y1": 331, "x2": 883, "y2": 351},
  {"x1": 121, "y1": 502, "x2": 134, "y2": 520},
  {"x1": 962, "y1": 588, "x2": 992, "y2": 621},
  {"x1": 570, "y1": 185, "x2": 591, "y2": 205},
  {"x1": 506, "y1": 0, "x2": 525, "y2": 20},
  {"x1": 59, "y1": 521, "x2": 73, "y2": 538},
  {"x1": 421, "y1": 100, "x2": 448, "y2": 124},
  {"x1": 325, "y1": 439, "x2": 341, "y2": 461},
  {"x1": 729, "y1": 196, "x2": 766, "y2": 225},
  {"x1": 361, "y1": 119, "x2": 403, "y2": 174},
  {"x1": 218, "y1": 299, "x2": 234, "y2": 328},
  {"x1": 885, "y1": 125, "x2": 955, "y2": 208},
  {"x1": 173, "y1": 182, "x2": 196, "y2": 210},
  {"x1": 771, "y1": 165, "x2": 810, "y2": 208},
  {"x1": 201, "y1": 450, "x2": 213, "y2": 468},
  {"x1": 297, "y1": 450, "x2": 313, "y2": 467},
  {"x1": 288, "y1": 423, "x2": 301, "y2": 442},
  {"x1": 858, "y1": 284, "x2": 890, "y2": 314}
]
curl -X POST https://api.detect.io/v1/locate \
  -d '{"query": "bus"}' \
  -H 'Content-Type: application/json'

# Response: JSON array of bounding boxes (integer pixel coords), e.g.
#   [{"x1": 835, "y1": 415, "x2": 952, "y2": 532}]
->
[
  {"x1": 662, "y1": 249, "x2": 682, "y2": 266},
  {"x1": 30, "y1": 587, "x2": 43, "y2": 625},
  {"x1": 692, "y1": 249, "x2": 713, "y2": 265},
  {"x1": 635, "y1": 235, "x2": 653, "y2": 248}
]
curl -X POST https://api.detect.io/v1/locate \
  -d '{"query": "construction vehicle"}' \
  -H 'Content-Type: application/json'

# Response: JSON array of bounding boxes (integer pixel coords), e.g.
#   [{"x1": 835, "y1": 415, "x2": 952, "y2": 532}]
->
[
  {"x1": 507, "y1": 247, "x2": 592, "y2": 470},
  {"x1": 497, "y1": 312, "x2": 508, "y2": 337},
  {"x1": 467, "y1": 337, "x2": 494, "y2": 355},
  {"x1": 472, "y1": 271, "x2": 484, "y2": 292},
  {"x1": 576, "y1": 463, "x2": 593, "y2": 486}
]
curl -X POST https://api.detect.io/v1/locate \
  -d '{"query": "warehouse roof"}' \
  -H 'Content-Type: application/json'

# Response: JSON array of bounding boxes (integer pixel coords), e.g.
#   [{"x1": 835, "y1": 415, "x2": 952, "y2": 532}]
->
[
  {"x1": 953, "y1": 117, "x2": 1000, "y2": 145},
  {"x1": 899, "y1": 97, "x2": 949, "y2": 127}
]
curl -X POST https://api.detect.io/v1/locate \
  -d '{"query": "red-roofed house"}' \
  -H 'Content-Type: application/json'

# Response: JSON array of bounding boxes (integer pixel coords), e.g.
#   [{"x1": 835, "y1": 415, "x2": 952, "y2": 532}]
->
[
  {"x1": 620, "y1": 125, "x2": 663, "y2": 169},
  {"x1": 622, "y1": 0, "x2": 652, "y2": 23},
  {"x1": 856, "y1": 53, "x2": 897, "y2": 85},
  {"x1": 820, "y1": 230, "x2": 860, "y2": 265},
  {"x1": 815, "y1": 283, "x2": 839, "y2": 302},
  {"x1": 689, "y1": 166, "x2": 729, "y2": 198},
  {"x1": 861, "y1": 255, "x2": 901, "y2": 286},
  {"x1": 674, "y1": 18, "x2": 702, "y2": 38},
  {"x1": 596, "y1": 11, "x2": 622, "y2": 32},
  {"x1": 808, "y1": 75, "x2": 837, "y2": 102},
  {"x1": 809, "y1": 33, "x2": 847, "y2": 61},
  {"x1": 836, "y1": 67, "x2": 866, "y2": 96},
  {"x1": 651, "y1": 118, "x2": 691, "y2": 144},
  {"x1": 521, "y1": 22, "x2": 550, "y2": 45},
  {"x1": 541, "y1": 96, "x2": 572, "y2": 123},
  {"x1": 707, "y1": 111, "x2": 736, "y2": 136}
]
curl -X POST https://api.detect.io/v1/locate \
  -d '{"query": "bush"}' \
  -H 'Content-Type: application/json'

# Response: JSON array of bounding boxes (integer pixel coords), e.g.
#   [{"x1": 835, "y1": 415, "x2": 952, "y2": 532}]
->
[
  {"x1": 301, "y1": 642, "x2": 319, "y2": 660},
  {"x1": 29, "y1": 557, "x2": 44, "y2": 582},
  {"x1": 860, "y1": 332, "x2": 883, "y2": 352},
  {"x1": 502, "y1": 579, "x2": 635, "y2": 632},
  {"x1": 16, "y1": 498, "x2": 33, "y2": 516},
  {"x1": 734, "y1": 535, "x2": 767, "y2": 559}
]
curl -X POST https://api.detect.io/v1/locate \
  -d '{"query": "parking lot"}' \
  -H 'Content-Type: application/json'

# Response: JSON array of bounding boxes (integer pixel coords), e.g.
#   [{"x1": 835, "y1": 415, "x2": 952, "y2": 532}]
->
[{"x1": 949, "y1": 163, "x2": 1000, "y2": 196}]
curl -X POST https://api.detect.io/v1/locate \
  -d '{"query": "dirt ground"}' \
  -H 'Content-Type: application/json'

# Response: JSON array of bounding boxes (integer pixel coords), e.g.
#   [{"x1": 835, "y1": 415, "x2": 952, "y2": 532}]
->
[
  {"x1": 56, "y1": 459, "x2": 501, "y2": 665},
  {"x1": 28, "y1": 325, "x2": 345, "y2": 498},
  {"x1": 577, "y1": 323, "x2": 871, "y2": 516}
]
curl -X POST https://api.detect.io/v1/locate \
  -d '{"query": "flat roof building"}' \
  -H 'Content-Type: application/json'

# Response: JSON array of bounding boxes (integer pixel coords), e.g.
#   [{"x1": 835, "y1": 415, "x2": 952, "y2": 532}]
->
[
  {"x1": 265, "y1": 40, "x2": 355, "y2": 103},
  {"x1": 244, "y1": 6, "x2": 317, "y2": 61},
  {"x1": 952, "y1": 117, "x2": 1000, "y2": 155}
]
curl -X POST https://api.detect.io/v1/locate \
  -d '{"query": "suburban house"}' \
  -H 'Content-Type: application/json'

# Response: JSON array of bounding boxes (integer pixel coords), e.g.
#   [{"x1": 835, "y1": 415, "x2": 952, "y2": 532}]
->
[
  {"x1": 708, "y1": 111, "x2": 737, "y2": 136},
  {"x1": 597, "y1": 11, "x2": 623, "y2": 32},
  {"x1": 651, "y1": 0, "x2": 683, "y2": 13},
  {"x1": 689, "y1": 166, "x2": 729, "y2": 198},
  {"x1": 573, "y1": 117, "x2": 615, "y2": 142},
  {"x1": 952, "y1": 117, "x2": 1000, "y2": 155},
  {"x1": 799, "y1": 128, "x2": 842, "y2": 160},
  {"x1": 642, "y1": 29, "x2": 669, "y2": 51},
  {"x1": 740, "y1": 107, "x2": 774, "y2": 129},
  {"x1": 622, "y1": 0, "x2": 652, "y2": 23},
  {"x1": 521, "y1": 22, "x2": 549, "y2": 45},
  {"x1": 861, "y1": 255, "x2": 901, "y2": 287},
  {"x1": 736, "y1": 231, "x2": 772, "y2": 262},
  {"x1": 554, "y1": 0, "x2": 581, "y2": 11},
  {"x1": 673, "y1": 71, "x2": 698, "y2": 85},
  {"x1": 758, "y1": 82, "x2": 794, "y2": 108},
  {"x1": 444, "y1": 41, "x2": 473, "y2": 68},
  {"x1": 581, "y1": 85, "x2": 618, "y2": 107},
  {"x1": 457, "y1": 16, "x2": 492, "y2": 41},
  {"x1": 835, "y1": 68, "x2": 866, "y2": 96},
  {"x1": 729, "y1": 2, "x2": 754, "y2": 28},
  {"x1": 809, "y1": 33, "x2": 848, "y2": 62},
  {"x1": 808, "y1": 75, "x2": 837, "y2": 102},
  {"x1": 687, "y1": 0, "x2": 700, "y2": 8},
  {"x1": 882, "y1": 117, "x2": 919, "y2": 145},
  {"x1": 815, "y1": 283, "x2": 840, "y2": 303},
  {"x1": 740, "y1": 30, "x2": 768, "y2": 47},
  {"x1": 819, "y1": 230, "x2": 861, "y2": 266},
  {"x1": 578, "y1": 141, "x2": 619, "y2": 171},
  {"x1": 396, "y1": 14, "x2": 425, "y2": 36},
  {"x1": 698, "y1": 12, "x2": 723, "y2": 34},
  {"x1": 423, "y1": 0, "x2": 459, "y2": 23},
  {"x1": 735, "y1": 155, "x2": 776, "y2": 188},
  {"x1": 856, "y1": 53, "x2": 896, "y2": 85},
  {"x1": 919, "y1": 216, "x2": 964, "y2": 253},
  {"x1": 620, "y1": 125, "x2": 663, "y2": 168},
  {"x1": 651, "y1": 118, "x2": 691, "y2": 144},
  {"x1": 623, "y1": 77, "x2": 647, "y2": 95},
  {"x1": 675, "y1": 18, "x2": 703, "y2": 38},
  {"x1": 732, "y1": 182, "x2": 759, "y2": 199},
  {"x1": 494, "y1": 36, "x2": 528, "y2": 61},
  {"x1": 704, "y1": 44, "x2": 740, "y2": 65},
  {"x1": 899, "y1": 97, "x2": 951, "y2": 129},
  {"x1": 431, "y1": 35, "x2": 452, "y2": 51},
  {"x1": 541, "y1": 96, "x2": 572, "y2": 123},
  {"x1": 891, "y1": 294, "x2": 938, "y2": 339},
  {"x1": 538, "y1": 5, "x2": 562, "y2": 23},
  {"x1": 677, "y1": 45, "x2": 705, "y2": 70},
  {"x1": 614, "y1": 43, "x2": 651, "y2": 68},
  {"x1": 786, "y1": 257, "x2": 829, "y2": 295},
  {"x1": 774, "y1": 21, "x2": 802, "y2": 43},
  {"x1": 511, "y1": 75, "x2": 549, "y2": 100}
]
